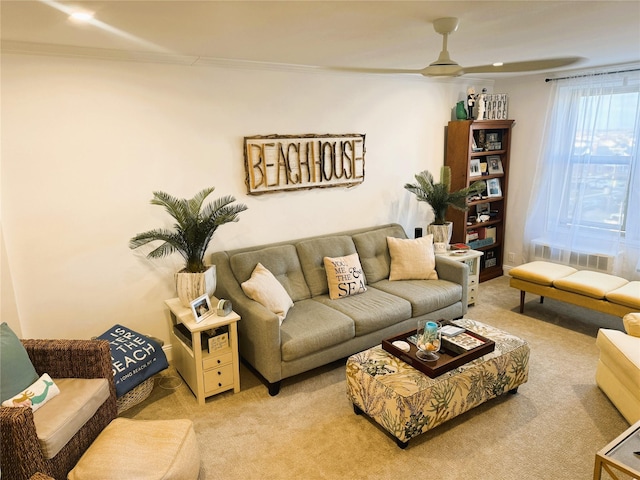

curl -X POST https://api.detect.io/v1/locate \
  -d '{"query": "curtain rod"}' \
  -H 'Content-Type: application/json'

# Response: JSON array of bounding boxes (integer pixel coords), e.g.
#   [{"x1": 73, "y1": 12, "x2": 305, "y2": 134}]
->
[{"x1": 545, "y1": 68, "x2": 640, "y2": 82}]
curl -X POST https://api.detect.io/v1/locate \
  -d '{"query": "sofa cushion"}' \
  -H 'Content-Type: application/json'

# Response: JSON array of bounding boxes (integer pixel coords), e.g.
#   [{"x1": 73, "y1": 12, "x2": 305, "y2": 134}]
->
[
  {"x1": 387, "y1": 235, "x2": 438, "y2": 281},
  {"x1": 553, "y1": 271, "x2": 628, "y2": 299},
  {"x1": 371, "y1": 279, "x2": 462, "y2": 317},
  {"x1": 623, "y1": 312, "x2": 640, "y2": 338},
  {"x1": 241, "y1": 263, "x2": 294, "y2": 324},
  {"x1": 323, "y1": 253, "x2": 367, "y2": 300},
  {"x1": 509, "y1": 261, "x2": 577, "y2": 286},
  {"x1": 280, "y1": 299, "x2": 355, "y2": 362},
  {"x1": 230, "y1": 245, "x2": 311, "y2": 302},
  {"x1": 596, "y1": 329, "x2": 640, "y2": 401},
  {"x1": 352, "y1": 224, "x2": 406, "y2": 283},
  {"x1": 33, "y1": 377, "x2": 111, "y2": 459},
  {"x1": 315, "y1": 288, "x2": 412, "y2": 336},
  {"x1": 606, "y1": 282, "x2": 640, "y2": 310},
  {"x1": 0, "y1": 322, "x2": 40, "y2": 404},
  {"x1": 296, "y1": 236, "x2": 357, "y2": 297}
]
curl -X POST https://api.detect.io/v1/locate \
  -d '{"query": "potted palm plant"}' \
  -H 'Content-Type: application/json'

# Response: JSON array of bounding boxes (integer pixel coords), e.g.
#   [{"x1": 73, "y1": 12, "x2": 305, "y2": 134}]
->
[
  {"x1": 404, "y1": 166, "x2": 485, "y2": 244},
  {"x1": 129, "y1": 187, "x2": 248, "y2": 307}
]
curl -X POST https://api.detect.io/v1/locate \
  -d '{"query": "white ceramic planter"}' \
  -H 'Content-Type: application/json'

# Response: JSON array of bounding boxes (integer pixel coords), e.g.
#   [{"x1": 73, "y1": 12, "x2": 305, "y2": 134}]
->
[
  {"x1": 427, "y1": 222, "x2": 453, "y2": 245},
  {"x1": 175, "y1": 265, "x2": 217, "y2": 307}
]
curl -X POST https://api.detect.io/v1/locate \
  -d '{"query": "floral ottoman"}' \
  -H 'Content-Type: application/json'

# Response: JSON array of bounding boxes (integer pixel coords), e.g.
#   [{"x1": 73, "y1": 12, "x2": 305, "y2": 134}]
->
[{"x1": 346, "y1": 319, "x2": 530, "y2": 448}]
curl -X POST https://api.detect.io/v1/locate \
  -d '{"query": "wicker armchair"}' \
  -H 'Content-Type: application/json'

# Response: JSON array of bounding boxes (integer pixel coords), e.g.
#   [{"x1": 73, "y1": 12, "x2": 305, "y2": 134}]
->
[{"x1": 0, "y1": 339, "x2": 117, "y2": 480}]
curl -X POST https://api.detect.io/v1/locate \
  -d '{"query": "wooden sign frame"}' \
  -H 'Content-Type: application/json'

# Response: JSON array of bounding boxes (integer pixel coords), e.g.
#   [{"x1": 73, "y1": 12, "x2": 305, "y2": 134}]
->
[{"x1": 244, "y1": 133, "x2": 365, "y2": 195}]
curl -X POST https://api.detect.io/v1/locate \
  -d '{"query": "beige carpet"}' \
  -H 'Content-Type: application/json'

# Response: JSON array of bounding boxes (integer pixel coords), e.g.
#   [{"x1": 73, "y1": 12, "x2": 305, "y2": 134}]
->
[{"x1": 123, "y1": 276, "x2": 631, "y2": 479}]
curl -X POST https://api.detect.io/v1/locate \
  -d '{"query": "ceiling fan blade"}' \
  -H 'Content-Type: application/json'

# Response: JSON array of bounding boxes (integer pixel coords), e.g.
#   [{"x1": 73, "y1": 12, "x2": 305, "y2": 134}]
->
[
  {"x1": 327, "y1": 66, "x2": 425, "y2": 75},
  {"x1": 463, "y1": 57, "x2": 583, "y2": 74}
]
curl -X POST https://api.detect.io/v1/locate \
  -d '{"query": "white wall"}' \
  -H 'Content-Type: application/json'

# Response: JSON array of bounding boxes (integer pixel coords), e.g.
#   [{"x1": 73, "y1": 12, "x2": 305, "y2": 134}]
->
[
  {"x1": 1, "y1": 53, "x2": 494, "y2": 343},
  {"x1": 494, "y1": 73, "x2": 553, "y2": 269}
]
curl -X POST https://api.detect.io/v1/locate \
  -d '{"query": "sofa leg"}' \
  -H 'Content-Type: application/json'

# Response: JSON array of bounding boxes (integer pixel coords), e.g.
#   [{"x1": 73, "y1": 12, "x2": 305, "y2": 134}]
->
[
  {"x1": 519, "y1": 290, "x2": 525, "y2": 313},
  {"x1": 268, "y1": 381, "x2": 281, "y2": 396},
  {"x1": 540, "y1": 296, "x2": 545, "y2": 304}
]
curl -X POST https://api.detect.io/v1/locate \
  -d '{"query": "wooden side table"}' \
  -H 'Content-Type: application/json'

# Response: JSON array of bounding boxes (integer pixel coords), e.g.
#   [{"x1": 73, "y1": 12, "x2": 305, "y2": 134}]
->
[
  {"x1": 165, "y1": 297, "x2": 241, "y2": 405},
  {"x1": 594, "y1": 420, "x2": 640, "y2": 479},
  {"x1": 437, "y1": 249, "x2": 483, "y2": 305}
]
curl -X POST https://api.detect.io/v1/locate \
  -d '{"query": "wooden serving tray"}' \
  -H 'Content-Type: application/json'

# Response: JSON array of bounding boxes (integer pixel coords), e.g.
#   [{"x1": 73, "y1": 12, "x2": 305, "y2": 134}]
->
[{"x1": 381, "y1": 324, "x2": 495, "y2": 378}]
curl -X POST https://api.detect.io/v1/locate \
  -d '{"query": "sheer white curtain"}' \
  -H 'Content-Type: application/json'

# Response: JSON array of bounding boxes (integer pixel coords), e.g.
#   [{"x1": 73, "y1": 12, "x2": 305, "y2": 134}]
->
[{"x1": 524, "y1": 69, "x2": 640, "y2": 280}]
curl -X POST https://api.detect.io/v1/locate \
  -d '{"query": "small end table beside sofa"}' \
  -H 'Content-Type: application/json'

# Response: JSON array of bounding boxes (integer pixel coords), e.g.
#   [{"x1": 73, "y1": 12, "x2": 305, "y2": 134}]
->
[{"x1": 165, "y1": 297, "x2": 241, "y2": 405}]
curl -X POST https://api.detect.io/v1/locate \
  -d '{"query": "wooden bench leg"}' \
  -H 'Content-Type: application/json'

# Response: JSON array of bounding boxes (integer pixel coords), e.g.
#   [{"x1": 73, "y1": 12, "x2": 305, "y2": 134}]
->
[
  {"x1": 520, "y1": 290, "x2": 525, "y2": 313},
  {"x1": 540, "y1": 296, "x2": 545, "y2": 304}
]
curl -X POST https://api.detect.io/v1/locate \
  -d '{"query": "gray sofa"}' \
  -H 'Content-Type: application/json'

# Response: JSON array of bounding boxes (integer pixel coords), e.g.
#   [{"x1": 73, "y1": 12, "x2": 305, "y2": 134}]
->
[{"x1": 211, "y1": 223, "x2": 468, "y2": 395}]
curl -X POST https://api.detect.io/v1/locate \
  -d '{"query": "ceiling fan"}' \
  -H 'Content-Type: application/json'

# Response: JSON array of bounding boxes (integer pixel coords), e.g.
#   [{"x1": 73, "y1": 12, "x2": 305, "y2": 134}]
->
[{"x1": 335, "y1": 17, "x2": 581, "y2": 77}]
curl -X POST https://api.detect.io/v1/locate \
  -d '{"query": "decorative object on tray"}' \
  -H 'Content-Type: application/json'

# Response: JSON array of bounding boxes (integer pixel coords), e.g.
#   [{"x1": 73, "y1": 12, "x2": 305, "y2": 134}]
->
[
  {"x1": 129, "y1": 187, "x2": 248, "y2": 307},
  {"x1": 415, "y1": 320, "x2": 441, "y2": 361}
]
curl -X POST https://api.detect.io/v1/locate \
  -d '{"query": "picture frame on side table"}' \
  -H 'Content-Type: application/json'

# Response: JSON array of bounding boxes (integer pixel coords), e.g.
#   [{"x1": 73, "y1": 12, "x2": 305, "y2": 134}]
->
[
  {"x1": 486, "y1": 178, "x2": 502, "y2": 198},
  {"x1": 470, "y1": 159, "x2": 481, "y2": 177},
  {"x1": 487, "y1": 156, "x2": 504, "y2": 174},
  {"x1": 190, "y1": 294, "x2": 213, "y2": 323}
]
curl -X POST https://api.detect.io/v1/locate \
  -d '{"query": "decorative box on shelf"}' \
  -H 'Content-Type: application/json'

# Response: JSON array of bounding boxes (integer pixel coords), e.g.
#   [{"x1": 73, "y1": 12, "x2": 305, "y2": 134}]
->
[{"x1": 204, "y1": 326, "x2": 229, "y2": 353}]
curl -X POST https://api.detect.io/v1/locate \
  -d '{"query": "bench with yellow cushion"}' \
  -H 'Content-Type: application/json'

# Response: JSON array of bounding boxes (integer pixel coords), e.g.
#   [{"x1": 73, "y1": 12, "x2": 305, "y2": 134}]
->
[{"x1": 509, "y1": 261, "x2": 640, "y2": 317}]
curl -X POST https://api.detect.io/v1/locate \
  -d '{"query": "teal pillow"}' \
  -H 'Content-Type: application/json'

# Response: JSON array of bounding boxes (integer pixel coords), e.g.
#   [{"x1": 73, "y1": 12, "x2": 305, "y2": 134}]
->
[{"x1": 0, "y1": 322, "x2": 39, "y2": 403}]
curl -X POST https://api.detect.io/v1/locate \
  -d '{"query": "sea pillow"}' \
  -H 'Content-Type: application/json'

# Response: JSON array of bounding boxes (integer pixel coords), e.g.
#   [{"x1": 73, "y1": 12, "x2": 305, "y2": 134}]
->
[
  {"x1": 2, "y1": 373, "x2": 60, "y2": 412},
  {"x1": 0, "y1": 322, "x2": 39, "y2": 403},
  {"x1": 241, "y1": 263, "x2": 294, "y2": 324},
  {"x1": 387, "y1": 235, "x2": 439, "y2": 281},
  {"x1": 323, "y1": 253, "x2": 367, "y2": 300}
]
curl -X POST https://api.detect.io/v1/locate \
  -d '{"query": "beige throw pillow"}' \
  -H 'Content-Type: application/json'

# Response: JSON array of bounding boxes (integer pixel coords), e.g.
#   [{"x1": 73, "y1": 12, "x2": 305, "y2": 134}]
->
[
  {"x1": 241, "y1": 263, "x2": 294, "y2": 324},
  {"x1": 387, "y1": 235, "x2": 439, "y2": 281},
  {"x1": 323, "y1": 253, "x2": 367, "y2": 300}
]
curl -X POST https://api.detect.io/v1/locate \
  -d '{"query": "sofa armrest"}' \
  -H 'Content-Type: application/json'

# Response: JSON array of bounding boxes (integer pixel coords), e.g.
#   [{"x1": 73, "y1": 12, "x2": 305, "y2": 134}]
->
[
  {"x1": 212, "y1": 251, "x2": 283, "y2": 382},
  {"x1": 22, "y1": 339, "x2": 117, "y2": 409},
  {"x1": 0, "y1": 406, "x2": 47, "y2": 479},
  {"x1": 435, "y1": 256, "x2": 469, "y2": 313}
]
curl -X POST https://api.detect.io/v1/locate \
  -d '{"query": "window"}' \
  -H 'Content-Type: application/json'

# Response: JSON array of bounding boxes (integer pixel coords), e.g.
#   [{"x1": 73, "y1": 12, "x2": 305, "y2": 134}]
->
[{"x1": 524, "y1": 69, "x2": 640, "y2": 279}]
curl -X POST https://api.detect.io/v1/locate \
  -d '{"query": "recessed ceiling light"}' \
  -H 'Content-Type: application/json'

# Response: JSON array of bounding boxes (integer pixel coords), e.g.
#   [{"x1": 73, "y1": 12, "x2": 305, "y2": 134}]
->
[
  {"x1": 69, "y1": 11, "x2": 94, "y2": 22},
  {"x1": 493, "y1": 62, "x2": 504, "y2": 67}
]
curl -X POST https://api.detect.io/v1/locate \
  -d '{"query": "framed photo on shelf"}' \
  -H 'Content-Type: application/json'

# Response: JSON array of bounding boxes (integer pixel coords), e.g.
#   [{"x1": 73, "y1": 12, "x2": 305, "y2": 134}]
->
[
  {"x1": 476, "y1": 202, "x2": 491, "y2": 215},
  {"x1": 487, "y1": 156, "x2": 504, "y2": 174},
  {"x1": 190, "y1": 294, "x2": 213, "y2": 323},
  {"x1": 470, "y1": 159, "x2": 481, "y2": 177},
  {"x1": 486, "y1": 178, "x2": 502, "y2": 198}
]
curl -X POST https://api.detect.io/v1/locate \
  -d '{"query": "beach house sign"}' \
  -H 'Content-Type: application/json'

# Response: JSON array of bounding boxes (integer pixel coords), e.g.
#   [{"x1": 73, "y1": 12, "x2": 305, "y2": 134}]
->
[{"x1": 244, "y1": 133, "x2": 365, "y2": 194}]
